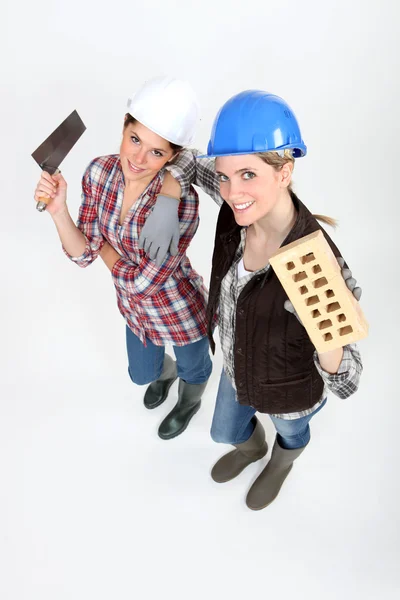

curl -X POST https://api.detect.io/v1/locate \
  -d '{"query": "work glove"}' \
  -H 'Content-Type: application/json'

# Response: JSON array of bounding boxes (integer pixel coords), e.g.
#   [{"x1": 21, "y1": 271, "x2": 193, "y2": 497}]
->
[{"x1": 138, "y1": 194, "x2": 180, "y2": 267}]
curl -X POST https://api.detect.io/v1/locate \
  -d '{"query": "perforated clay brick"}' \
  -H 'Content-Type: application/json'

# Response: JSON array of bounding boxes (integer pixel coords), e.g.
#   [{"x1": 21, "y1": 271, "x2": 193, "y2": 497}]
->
[{"x1": 269, "y1": 230, "x2": 369, "y2": 353}]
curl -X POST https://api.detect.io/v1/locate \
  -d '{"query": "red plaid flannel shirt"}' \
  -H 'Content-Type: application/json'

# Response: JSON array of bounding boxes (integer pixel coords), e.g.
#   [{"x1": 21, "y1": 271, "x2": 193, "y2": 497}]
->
[{"x1": 64, "y1": 155, "x2": 209, "y2": 346}]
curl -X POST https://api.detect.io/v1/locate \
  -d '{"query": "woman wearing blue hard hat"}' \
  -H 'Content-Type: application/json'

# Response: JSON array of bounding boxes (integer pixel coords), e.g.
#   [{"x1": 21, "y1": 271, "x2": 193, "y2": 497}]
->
[{"x1": 142, "y1": 90, "x2": 363, "y2": 510}]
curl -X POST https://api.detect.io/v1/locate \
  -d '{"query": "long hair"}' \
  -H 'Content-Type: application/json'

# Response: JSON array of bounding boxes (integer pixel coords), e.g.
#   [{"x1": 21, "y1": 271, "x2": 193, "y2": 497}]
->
[{"x1": 255, "y1": 150, "x2": 337, "y2": 228}]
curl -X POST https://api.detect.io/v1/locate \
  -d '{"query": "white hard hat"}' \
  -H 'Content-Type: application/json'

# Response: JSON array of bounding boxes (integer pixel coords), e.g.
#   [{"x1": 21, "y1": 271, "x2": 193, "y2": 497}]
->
[{"x1": 127, "y1": 76, "x2": 200, "y2": 147}]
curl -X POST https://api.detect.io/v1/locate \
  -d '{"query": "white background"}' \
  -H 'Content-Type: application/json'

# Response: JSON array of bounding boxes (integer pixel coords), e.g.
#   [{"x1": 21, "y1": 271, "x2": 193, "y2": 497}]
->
[{"x1": 1, "y1": 1, "x2": 399, "y2": 598}]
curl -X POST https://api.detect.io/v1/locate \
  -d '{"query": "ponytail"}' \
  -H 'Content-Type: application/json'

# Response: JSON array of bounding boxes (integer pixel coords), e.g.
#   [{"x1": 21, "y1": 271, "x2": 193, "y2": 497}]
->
[{"x1": 312, "y1": 214, "x2": 337, "y2": 228}]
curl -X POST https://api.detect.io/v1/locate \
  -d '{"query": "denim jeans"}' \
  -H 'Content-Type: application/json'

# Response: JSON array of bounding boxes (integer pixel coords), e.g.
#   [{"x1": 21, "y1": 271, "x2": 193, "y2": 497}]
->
[
  {"x1": 210, "y1": 370, "x2": 327, "y2": 450},
  {"x1": 125, "y1": 326, "x2": 212, "y2": 386}
]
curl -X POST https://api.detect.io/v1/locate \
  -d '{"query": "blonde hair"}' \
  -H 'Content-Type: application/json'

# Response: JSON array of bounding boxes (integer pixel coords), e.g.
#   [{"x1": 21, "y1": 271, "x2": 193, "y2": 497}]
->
[{"x1": 255, "y1": 150, "x2": 337, "y2": 228}]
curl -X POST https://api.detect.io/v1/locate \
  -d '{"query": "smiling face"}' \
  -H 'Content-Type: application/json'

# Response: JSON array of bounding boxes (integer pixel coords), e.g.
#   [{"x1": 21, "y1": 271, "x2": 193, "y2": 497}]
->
[
  {"x1": 119, "y1": 116, "x2": 176, "y2": 183},
  {"x1": 215, "y1": 153, "x2": 294, "y2": 227}
]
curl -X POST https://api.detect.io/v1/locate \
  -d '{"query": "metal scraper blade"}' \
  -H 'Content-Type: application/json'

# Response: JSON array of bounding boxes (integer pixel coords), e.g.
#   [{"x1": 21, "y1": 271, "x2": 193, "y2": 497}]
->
[{"x1": 31, "y1": 110, "x2": 86, "y2": 173}]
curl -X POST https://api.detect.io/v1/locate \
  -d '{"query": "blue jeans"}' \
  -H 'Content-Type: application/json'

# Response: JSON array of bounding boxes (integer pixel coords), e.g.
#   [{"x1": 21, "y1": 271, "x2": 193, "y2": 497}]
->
[
  {"x1": 210, "y1": 370, "x2": 327, "y2": 450},
  {"x1": 126, "y1": 326, "x2": 212, "y2": 386}
]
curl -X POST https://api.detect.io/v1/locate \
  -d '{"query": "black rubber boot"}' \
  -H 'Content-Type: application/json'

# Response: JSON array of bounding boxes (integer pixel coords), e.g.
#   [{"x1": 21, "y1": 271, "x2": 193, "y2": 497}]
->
[
  {"x1": 158, "y1": 379, "x2": 207, "y2": 440},
  {"x1": 143, "y1": 354, "x2": 177, "y2": 410}
]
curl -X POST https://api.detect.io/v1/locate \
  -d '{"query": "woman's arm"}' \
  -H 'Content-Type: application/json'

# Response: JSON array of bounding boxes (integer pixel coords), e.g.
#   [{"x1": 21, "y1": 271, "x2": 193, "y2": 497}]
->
[
  {"x1": 137, "y1": 151, "x2": 223, "y2": 265},
  {"x1": 166, "y1": 148, "x2": 223, "y2": 206},
  {"x1": 34, "y1": 171, "x2": 87, "y2": 257},
  {"x1": 52, "y1": 208, "x2": 87, "y2": 258},
  {"x1": 314, "y1": 343, "x2": 363, "y2": 399},
  {"x1": 317, "y1": 347, "x2": 344, "y2": 374},
  {"x1": 111, "y1": 189, "x2": 200, "y2": 300},
  {"x1": 99, "y1": 242, "x2": 121, "y2": 271},
  {"x1": 62, "y1": 161, "x2": 106, "y2": 266}
]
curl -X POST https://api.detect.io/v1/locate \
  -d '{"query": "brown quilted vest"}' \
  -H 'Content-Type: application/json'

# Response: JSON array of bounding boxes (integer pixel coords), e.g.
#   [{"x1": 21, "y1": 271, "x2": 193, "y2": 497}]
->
[{"x1": 206, "y1": 192, "x2": 344, "y2": 414}]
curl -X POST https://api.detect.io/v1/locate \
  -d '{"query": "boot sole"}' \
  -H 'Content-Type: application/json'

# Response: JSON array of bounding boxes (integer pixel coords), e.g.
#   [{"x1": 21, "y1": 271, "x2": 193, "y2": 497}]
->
[
  {"x1": 158, "y1": 402, "x2": 201, "y2": 440},
  {"x1": 143, "y1": 376, "x2": 178, "y2": 410}
]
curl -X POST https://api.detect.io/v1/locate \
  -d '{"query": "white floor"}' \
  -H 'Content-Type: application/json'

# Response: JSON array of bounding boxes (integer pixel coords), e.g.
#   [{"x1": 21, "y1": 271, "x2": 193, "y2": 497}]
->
[{"x1": 0, "y1": 354, "x2": 398, "y2": 600}]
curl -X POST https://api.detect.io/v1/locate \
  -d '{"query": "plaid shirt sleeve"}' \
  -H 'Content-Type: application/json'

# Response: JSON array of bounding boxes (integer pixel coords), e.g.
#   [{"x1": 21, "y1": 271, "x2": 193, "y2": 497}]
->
[
  {"x1": 111, "y1": 189, "x2": 199, "y2": 300},
  {"x1": 63, "y1": 162, "x2": 105, "y2": 267},
  {"x1": 313, "y1": 343, "x2": 363, "y2": 399},
  {"x1": 166, "y1": 148, "x2": 223, "y2": 207}
]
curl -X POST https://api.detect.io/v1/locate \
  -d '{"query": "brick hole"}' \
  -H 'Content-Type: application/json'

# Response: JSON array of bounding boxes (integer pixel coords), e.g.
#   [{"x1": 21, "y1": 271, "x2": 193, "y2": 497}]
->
[
  {"x1": 323, "y1": 332, "x2": 333, "y2": 341},
  {"x1": 286, "y1": 261, "x2": 295, "y2": 270},
  {"x1": 313, "y1": 277, "x2": 329, "y2": 289},
  {"x1": 339, "y1": 325, "x2": 353, "y2": 336},
  {"x1": 293, "y1": 271, "x2": 307, "y2": 283},
  {"x1": 318, "y1": 319, "x2": 333, "y2": 330},
  {"x1": 306, "y1": 295, "x2": 319, "y2": 306},
  {"x1": 299, "y1": 285, "x2": 308, "y2": 295},
  {"x1": 311, "y1": 309, "x2": 321, "y2": 318},
  {"x1": 337, "y1": 313, "x2": 346, "y2": 322},
  {"x1": 312, "y1": 264, "x2": 322, "y2": 274},
  {"x1": 325, "y1": 289, "x2": 335, "y2": 298},
  {"x1": 301, "y1": 252, "x2": 315, "y2": 264},
  {"x1": 327, "y1": 302, "x2": 341, "y2": 313}
]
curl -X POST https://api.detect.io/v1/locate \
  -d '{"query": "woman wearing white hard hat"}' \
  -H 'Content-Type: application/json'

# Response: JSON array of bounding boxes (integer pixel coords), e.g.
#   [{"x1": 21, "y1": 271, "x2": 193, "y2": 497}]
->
[
  {"x1": 144, "y1": 90, "x2": 364, "y2": 509},
  {"x1": 33, "y1": 76, "x2": 212, "y2": 440}
]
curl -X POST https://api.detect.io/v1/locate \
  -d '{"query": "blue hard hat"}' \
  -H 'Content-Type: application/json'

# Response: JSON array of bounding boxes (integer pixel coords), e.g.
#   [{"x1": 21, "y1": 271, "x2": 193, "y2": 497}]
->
[{"x1": 201, "y1": 90, "x2": 307, "y2": 159}]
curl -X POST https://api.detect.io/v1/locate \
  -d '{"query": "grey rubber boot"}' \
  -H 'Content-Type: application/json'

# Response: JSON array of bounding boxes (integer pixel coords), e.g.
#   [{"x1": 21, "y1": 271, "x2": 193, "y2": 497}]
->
[
  {"x1": 143, "y1": 354, "x2": 177, "y2": 410},
  {"x1": 211, "y1": 418, "x2": 268, "y2": 483},
  {"x1": 158, "y1": 379, "x2": 207, "y2": 440},
  {"x1": 246, "y1": 438, "x2": 307, "y2": 510}
]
